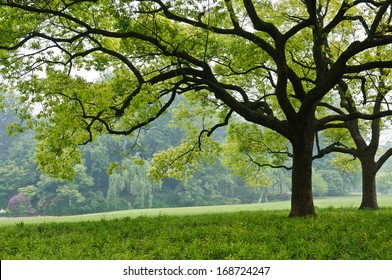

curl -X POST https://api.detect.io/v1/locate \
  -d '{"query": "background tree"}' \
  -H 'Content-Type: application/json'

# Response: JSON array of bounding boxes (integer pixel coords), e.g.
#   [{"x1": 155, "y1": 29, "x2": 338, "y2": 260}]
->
[
  {"x1": 0, "y1": 94, "x2": 38, "y2": 207},
  {"x1": 377, "y1": 158, "x2": 392, "y2": 194},
  {"x1": 107, "y1": 157, "x2": 160, "y2": 210},
  {"x1": 36, "y1": 164, "x2": 94, "y2": 215},
  {"x1": 0, "y1": 94, "x2": 19, "y2": 159},
  {"x1": 1, "y1": 0, "x2": 392, "y2": 216},
  {"x1": 317, "y1": 65, "x2": 392, "y2": 209}
]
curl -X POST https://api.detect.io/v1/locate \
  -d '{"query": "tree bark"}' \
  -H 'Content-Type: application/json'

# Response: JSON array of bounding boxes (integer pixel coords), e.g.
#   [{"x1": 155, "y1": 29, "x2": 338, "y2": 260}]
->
[
  {"x1": 289, "y1": 129, "x2": 316, "y2": 217},
  {"x1": 359, "y1": 160, "x2": 379, "y2": 210}
]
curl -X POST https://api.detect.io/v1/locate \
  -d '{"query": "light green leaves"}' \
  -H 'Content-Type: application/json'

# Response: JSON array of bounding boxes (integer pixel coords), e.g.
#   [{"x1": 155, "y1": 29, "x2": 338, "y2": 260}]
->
[
  {"x1": 149, "y1": 131, "x2": 220, "y2": 182},
  {"x1": 222, "y1": 121, "x2": 289, "y2": 188}
]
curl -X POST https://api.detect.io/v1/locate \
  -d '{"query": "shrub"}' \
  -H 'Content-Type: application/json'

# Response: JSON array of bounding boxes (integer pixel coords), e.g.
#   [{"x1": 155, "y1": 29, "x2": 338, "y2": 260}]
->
[
  {"x1": 7, "y1": 195, "x2": 31, "y2": 216},
  {"x1": 268, "y1": 192, "x2": 291, "y2": 201}
]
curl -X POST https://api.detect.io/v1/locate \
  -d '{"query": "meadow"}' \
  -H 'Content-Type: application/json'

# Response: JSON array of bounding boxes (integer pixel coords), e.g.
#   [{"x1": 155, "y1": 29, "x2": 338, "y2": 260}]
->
[{"x1": 1, "y1": 196, "x2": 392, "y2": 259}]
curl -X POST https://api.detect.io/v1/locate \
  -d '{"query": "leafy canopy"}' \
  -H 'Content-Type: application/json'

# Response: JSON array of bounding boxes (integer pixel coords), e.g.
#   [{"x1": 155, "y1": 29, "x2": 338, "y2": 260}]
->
[{"x1": 0, "y1": 0, "x2": 392, "y2": 182}]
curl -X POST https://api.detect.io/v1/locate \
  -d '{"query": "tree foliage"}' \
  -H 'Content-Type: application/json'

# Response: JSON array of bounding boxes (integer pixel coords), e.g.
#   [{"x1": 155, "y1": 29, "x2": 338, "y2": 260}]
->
[
  {"x1": 107, "y1": 156, "x2": 161, "y2": 210},
  {"x1": 1, "y1": 0, "x2": 392, "y2": 216},
  {"x1": 222, "y1": 121, "x2": 290, "y2": 188},
  {"x1": 35, "y1": 164, "x2": 94, "y2": 215}
]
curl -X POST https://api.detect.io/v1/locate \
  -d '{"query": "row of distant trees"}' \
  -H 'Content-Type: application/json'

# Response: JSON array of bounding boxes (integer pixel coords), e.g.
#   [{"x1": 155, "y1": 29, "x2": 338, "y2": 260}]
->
[
  {"x1": 4, "y1": 94, "x2": 388, "y2": 216},
  {"x1": 0, "y1": 99, "x2": 260, "y2": 215}
]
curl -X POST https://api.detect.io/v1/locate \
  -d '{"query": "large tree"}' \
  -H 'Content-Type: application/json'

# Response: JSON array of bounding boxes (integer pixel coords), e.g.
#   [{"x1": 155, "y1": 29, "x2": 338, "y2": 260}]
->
[
  {"x1": 1, "y1": 0, "x2": 392, "y2": 217},
  {"x1": 316, "y1": 65, "x2": 392, "y2": 210}
]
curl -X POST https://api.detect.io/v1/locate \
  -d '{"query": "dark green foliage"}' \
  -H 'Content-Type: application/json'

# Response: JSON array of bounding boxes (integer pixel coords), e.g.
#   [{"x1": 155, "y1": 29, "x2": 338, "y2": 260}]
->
[{"x1": 1, "y1": 208, "x2": 392, "y2": 259}]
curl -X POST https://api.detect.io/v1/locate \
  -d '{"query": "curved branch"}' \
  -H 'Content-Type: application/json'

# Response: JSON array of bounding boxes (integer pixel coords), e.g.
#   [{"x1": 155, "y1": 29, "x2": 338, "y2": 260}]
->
[
  {"x1": 198, "y1": 108, "x2": 233, "y2": 150},
  {"x1": 345, "y1": 60, "x2": 392, "y2": 74},
  {"x1": 244, "y1": 151, "x2": 292, "y2": 171},
  {"x1": 242, "y1": 0, "x2": 282, "y2": 40},
  {"x1": 94, "y1": 89, "x2": 177, "y2": 136},
  {"x1": 376, "y1": 148, "x2": 392, "y2": 171},
  {"x1": 368, "y1": 1, "x2": 391, "y2": 38},
  {"x1": 318, "y1": 110, "x2": 392, "y2": 127},
  {"x1": 1, "y1": 1, "x2": 93, "y2": 30},
  {"x1": 313, "y1": 143, "x2": 358, "y2": 160}
]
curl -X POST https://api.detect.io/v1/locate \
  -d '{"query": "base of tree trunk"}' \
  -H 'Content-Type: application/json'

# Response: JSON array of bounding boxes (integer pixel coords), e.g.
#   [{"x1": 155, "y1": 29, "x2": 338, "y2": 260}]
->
[
  {"x1": 288, "y1": 200, "x2": 316, "y2": 217},
  {"x1": 358, "y1": 203, "x2": 379, "y2": 210},
  {"x1": 359, "y1": 167, "x2": 378, "y2": 210},
  {"x1": 288, "y1": 210, "x2": 317, "y2": 218}
]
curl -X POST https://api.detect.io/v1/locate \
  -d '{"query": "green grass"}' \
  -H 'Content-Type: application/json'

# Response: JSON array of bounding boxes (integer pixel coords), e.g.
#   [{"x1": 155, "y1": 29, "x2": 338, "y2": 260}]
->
[
  {"x1": 1, "y1": 196, "x2": 392, "y2": 260},
  {"x1": 2, "y1": 195, "x2": 392, "y2": 227},
  {"x1": 1, "y1": 208, "x2": 392, "y2": 259}
]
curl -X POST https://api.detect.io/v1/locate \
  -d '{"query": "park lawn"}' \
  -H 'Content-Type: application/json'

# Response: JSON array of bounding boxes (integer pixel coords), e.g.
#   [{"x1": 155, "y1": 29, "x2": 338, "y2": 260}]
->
[
  {"x1": 2, "y1": 195, "x2": 392, "y2": 227},
  {"x1": 1, "y1": 205, "x2": 392, "y2": 259}
]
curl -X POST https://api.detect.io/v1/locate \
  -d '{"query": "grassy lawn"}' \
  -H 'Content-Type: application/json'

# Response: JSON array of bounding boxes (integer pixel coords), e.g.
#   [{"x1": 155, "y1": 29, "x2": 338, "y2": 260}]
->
[
  {"x1": 2, "y1": 195, "x2": 392, "y2": 226},
  {"x1": 1, "y1": 196, "x2": 392, "y2": 260},
  {"x1": 1, "y1": 208, "x2": 392, "y2": 259}
]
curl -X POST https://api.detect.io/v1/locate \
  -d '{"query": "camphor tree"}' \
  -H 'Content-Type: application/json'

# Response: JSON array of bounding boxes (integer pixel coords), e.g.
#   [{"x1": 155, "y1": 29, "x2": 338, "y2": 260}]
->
[
  {"x1": 316, "y1": 63, "x2": 392, "y2": 210},
  {"x1": 1, "y1": 0, "x2": 392, "y2": 217}
]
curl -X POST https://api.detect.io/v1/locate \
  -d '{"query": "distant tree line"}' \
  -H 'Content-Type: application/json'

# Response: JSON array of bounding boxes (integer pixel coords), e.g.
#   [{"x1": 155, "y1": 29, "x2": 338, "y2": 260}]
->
[{"x1": 3, "y1": 95, "x2": 391, "y2": 216}]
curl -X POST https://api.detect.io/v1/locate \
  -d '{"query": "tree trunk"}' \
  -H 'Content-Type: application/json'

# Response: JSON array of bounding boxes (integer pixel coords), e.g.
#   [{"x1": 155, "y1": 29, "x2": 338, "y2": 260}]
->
[
  {"x1": 359, "y1": 160, "x2": 379, "y2": 210},
  {"x1": 289, "y1": 130, "x2": 316, "y2": 217},
  {"x1": 258, "y1": 188, "x2": 268, "y2": 203}
]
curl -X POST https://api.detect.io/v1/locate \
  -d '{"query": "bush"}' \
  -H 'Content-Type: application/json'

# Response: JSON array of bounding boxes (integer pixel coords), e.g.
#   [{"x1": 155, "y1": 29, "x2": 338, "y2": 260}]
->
[
  {"x1": 268, "y1": 192, "x2": 291, "y2": 202},
  {"x1": 7, "y1": 195, "x2": 32, "y2": 216}
]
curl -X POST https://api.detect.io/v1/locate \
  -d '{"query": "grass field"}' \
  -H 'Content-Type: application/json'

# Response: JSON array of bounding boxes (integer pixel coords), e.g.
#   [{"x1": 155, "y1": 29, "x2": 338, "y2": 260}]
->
[
  {"x1": 2, "y1": 195, "x2": 392, "y2": 226},
  {"x1": 1, "y1": 196, "x2": 392, "y2": 260}
]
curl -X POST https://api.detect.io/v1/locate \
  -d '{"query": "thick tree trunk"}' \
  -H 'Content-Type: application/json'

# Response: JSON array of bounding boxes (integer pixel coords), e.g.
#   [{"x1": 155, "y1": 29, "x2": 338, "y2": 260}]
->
[
  {"x1": 289, "y1": 130, "x2": 316, "y2": 217},
  {"x1": 359, "y1": 160, "x2": 379, "y2": 210}
]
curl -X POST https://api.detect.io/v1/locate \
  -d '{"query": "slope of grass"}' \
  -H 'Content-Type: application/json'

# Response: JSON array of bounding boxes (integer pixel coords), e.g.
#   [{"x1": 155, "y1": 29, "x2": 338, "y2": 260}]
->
[
  {"x1": 0, "y1": 200, "x2": 291, "y2": 226},
  {"x1": 1, "y1": 207, "x2": 392, "y2": 260},
  {"x1": 2, "y1": 195, "x2": 392, "y2": 227}
]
